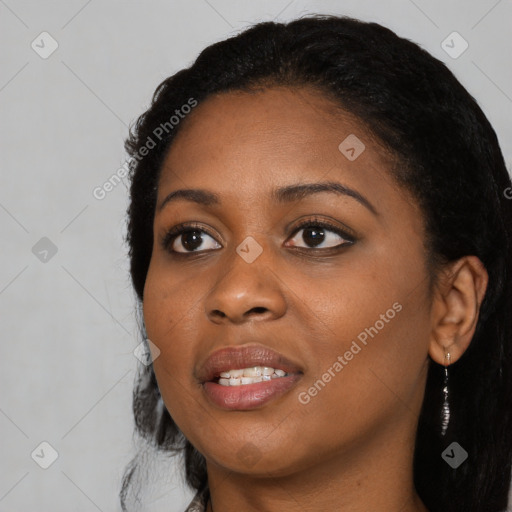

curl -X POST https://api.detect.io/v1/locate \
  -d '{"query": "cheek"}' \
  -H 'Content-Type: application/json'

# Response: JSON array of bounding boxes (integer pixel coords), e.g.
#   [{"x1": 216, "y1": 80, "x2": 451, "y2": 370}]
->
[
  {"x1": 291, "y1": 250, "x2": 431, "y2": 436},
  {"x1": 142, "y1": 262, "x2": 202, "y2": 400},
  {"x1": 142, "y1": 257, "x2": 203, "y2": 342},
  {"x1": 142, "y1": 278, "x2": 208, "y2": 442},
  {"x1": 296, "y1": 302, "x2": 429, "y2": 447}
]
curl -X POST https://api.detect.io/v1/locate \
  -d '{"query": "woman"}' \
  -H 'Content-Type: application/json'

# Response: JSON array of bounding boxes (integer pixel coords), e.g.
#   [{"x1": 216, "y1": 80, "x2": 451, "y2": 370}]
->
[{"x1": 121, "y1": 15, "x2": 512, "y2": 512}]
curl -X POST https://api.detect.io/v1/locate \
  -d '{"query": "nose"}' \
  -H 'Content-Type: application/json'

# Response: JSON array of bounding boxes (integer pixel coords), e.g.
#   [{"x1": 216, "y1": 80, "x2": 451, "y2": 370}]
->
[{"x1": 204, "y1": 244, "x2": 287, "y2": 325}]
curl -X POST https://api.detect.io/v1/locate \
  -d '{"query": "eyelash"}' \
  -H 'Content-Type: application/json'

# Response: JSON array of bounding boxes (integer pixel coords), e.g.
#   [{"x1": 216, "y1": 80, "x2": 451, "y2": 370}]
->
[{"x1": 161, "y1": 217, "x2": 356, "y2": 255}]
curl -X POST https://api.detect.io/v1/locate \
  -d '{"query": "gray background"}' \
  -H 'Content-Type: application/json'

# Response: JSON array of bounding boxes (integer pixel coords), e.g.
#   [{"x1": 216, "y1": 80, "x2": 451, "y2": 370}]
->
[{"x1": 0, "y1": 1, "x2": 511, "y2": 511}]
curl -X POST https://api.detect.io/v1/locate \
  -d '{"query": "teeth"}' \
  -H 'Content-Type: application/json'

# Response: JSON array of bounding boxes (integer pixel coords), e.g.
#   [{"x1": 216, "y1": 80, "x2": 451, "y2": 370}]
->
[
  {"x1": 242, "y1": 376, "x2": 262, "y2": 384},
  {"x1": 217, "y1": 366, "x2": 289, "y2": 386},
  {"x1": 243, "y1": 367, "x2": 262, "y2": 377}
]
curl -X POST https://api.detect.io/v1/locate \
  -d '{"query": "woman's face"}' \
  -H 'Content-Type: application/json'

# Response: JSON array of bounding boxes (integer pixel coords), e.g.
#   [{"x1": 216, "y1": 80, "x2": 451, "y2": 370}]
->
[{"x1": 143, "y1": 87, "x2": 433, "y2": 477}]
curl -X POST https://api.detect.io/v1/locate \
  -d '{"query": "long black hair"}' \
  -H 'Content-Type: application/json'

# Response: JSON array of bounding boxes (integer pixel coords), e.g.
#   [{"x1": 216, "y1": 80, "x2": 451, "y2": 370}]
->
[{"x1": 121, "y1": 14, "x2": 512, "y2": 512}]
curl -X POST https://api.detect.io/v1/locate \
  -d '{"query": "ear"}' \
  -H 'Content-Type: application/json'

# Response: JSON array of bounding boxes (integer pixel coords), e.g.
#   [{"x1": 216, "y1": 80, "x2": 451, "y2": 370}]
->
[{"x1": 429, "y1": 256, "x2": 489, "y2": 365}]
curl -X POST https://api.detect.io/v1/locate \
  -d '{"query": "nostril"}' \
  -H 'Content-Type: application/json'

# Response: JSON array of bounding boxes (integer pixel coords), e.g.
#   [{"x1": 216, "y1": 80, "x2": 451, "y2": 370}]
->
[{"x1": 247, "y1": 307, "x2": 267, "y2": 315}]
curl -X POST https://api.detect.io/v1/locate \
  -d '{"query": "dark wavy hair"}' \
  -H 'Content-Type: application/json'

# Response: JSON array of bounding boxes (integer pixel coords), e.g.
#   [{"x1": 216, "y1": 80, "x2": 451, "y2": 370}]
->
[{"x1": 120, "y1": 14, "x2": 512, "y2": 512}]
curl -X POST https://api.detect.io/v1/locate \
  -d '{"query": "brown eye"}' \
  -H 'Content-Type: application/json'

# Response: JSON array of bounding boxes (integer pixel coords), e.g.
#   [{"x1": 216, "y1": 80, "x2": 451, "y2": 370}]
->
[
  {"x1": 301, "y1": 226, "x2": 327, "y2": 247},
  {"x1": 287, "y1": 223, "x2": 353, "y2": 249},
  {"x1": 163, "y1": 226, "x2": 221, "y2": 254}
]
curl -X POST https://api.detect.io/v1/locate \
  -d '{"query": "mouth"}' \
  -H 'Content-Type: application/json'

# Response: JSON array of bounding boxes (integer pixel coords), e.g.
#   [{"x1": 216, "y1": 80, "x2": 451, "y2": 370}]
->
[{"x1": 198, "y1": 344, "x2": 303, "y2": 410}]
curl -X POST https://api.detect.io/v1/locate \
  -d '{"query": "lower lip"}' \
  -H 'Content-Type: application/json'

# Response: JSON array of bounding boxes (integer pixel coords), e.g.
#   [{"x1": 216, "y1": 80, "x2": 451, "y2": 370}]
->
[{"x1": 202, "y1": 374, "x2": 302, "y2": 410}]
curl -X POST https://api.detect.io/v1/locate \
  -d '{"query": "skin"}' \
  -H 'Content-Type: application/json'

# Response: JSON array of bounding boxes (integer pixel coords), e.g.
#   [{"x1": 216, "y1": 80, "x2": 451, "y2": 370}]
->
[{"x1": 142, "y1": 86, "x2": 488, "y2": 512}]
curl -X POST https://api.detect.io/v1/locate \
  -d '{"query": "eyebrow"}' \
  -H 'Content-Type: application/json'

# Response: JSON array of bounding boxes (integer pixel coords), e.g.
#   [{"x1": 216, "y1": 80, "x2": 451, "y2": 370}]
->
[{"x1": 157, "y1": 181, "x2": 378, "y2": 216}]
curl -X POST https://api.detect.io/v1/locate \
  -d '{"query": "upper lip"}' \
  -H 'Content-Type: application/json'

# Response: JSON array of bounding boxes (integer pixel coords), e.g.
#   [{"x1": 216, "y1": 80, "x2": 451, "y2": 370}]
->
[{"x1": 197, "y1": 344, "x2": 303, "y2": 383}]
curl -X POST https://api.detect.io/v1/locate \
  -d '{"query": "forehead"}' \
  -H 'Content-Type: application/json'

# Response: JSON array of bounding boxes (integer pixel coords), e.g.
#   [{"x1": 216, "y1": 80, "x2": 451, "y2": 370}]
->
[{"x1": 158, "y1": 87, "x2": 393, "y2": 198}]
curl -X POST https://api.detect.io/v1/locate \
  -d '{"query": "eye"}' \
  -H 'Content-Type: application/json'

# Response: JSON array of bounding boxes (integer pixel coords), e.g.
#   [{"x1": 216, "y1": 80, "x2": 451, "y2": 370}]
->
[
  {"x1": 161, "y1": 218, "x2": 355, "y2": 255},
  {"x1": 162, "y1": 223, "x2": 221, "y2": 254},
  {"x1": 286, "y1": 219, "x2": 354, "y2": 250}
]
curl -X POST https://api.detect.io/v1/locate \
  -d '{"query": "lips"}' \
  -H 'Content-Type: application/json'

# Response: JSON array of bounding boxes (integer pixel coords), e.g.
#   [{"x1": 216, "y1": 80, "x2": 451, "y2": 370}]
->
[
  {"x1": 197, "y1": 344, "x2": 303, "y2": 410},
  {"x1": 197, "y1": 344, "x2": 302, "y2": 383}
]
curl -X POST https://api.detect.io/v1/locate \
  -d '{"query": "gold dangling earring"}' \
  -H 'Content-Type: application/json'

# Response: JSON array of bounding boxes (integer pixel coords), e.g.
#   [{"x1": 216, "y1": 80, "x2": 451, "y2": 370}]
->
[{"x1": 440, "y1": 349, "x2": 451, "y2": 436}]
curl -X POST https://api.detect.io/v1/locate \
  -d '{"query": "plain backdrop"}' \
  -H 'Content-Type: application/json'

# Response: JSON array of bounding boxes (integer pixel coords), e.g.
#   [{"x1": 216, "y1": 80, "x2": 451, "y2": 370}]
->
[{"x1": 0, "y1": 1, "x2": 511, "y2": 511}]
